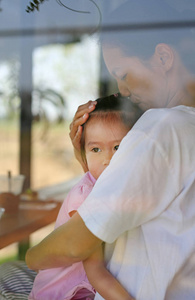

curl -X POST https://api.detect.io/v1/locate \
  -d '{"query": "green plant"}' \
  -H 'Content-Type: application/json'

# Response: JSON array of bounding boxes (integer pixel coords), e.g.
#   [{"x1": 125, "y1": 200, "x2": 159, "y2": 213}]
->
[
  {"x1": 0, "y1": 59, "x2": 20, "y2": 120},
  {"x1": 26, "y1": 0, "x2": 100, "y2": 17},
  {"x1": 33, "y1": 88, "x2": 66, "y2": 141}
]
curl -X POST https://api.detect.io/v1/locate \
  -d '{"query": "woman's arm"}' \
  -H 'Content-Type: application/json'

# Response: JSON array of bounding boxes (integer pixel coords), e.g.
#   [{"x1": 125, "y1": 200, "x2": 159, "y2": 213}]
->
[
  {"x1": 69, "y1": 100, "x2": 96, "y2": 172},
  {"x1": 26, "y1": 212, "x2": 102, "y2": 271},
  {"x1": 83, "y1": 245, "x2": 135, "y2": 300}
]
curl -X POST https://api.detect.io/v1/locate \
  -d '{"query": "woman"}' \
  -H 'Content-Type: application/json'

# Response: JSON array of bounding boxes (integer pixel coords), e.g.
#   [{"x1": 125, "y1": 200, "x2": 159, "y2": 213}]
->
[
  {"x1": 26, "y1": 1, "x2": 195, "y2": 299},
  {"x1": 70, "y1": 0, "x2": 195, "y2": 170}
]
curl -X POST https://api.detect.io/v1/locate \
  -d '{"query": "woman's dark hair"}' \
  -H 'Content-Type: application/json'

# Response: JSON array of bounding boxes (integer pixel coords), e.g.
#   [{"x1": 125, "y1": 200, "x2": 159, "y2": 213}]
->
[
  {"x1": 80, "y1": 93, "x2": 143, "y2": 163},
  {"x1": 100, "y1": 0, "x2": 195, "y2": 72}
]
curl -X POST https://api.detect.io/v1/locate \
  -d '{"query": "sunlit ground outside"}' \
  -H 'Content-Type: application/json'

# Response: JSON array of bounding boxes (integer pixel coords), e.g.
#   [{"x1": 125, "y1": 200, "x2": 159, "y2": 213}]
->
[{"x1": 0, "y1": 119, "x2": 83, "y2": 189}]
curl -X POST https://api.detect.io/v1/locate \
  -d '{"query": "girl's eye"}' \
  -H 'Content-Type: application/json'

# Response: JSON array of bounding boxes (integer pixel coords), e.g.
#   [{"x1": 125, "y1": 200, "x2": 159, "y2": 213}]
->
[
  {"x1": 114, "y1": 145, "x2": 119, "y2": 151},
  {"x1": 92, "y1": 147, "x2": 101, "y2": 153}
]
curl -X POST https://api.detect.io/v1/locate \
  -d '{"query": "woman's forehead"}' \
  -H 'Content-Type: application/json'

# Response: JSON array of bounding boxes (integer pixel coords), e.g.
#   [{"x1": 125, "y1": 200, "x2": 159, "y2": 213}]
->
[
  {"x1": 102, "y1": 46, "x2": 143, "y2": 74},
  {"x1": 102, "y1": 46, "x2": 127, "y2": 71}
]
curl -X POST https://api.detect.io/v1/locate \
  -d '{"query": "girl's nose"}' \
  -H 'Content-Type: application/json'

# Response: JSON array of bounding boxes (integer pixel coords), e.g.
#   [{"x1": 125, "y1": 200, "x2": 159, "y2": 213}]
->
[{"x1": 103, "y1": 152, "x2": 113, "y2": 166}]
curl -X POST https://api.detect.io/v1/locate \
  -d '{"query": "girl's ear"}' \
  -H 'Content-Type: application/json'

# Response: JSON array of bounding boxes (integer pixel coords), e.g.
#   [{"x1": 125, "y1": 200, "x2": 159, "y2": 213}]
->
[{"x1": 155, "y1": 43, "x2": 174, "y2": 71}]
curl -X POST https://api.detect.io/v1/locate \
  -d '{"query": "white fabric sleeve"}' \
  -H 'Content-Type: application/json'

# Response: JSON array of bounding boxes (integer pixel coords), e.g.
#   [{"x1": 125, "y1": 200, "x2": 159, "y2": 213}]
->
[{"x1": 78, "y1": 110, "x2": 179, "y2": 243}]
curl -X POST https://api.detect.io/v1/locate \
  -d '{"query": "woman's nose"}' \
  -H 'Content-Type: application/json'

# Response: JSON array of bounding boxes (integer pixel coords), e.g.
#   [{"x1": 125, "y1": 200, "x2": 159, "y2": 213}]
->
[{"x1": 117, "y1": 81, "x2": 131, "y2": 97}]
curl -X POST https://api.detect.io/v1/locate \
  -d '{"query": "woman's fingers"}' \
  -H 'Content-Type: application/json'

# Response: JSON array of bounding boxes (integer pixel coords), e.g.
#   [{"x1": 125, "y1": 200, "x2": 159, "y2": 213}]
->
[
  {"x1": 72, "y1": 125, "x2": 89, "y2": 172},
  {"x1": 69, "y1": 113, "x2": 88, "y2": 141},
  {"x1": 69, "y1": 100, "x2": 97, "y2": 141},
  {"x1": 69, "y1": 100, "x2": 97, "y2": 172},
  {"x1": 69, "y1": 100, "x2": 97, "y2": 131},
  {"x1": 75, "y1": 100, "x2": 97, "y2": 120},
  {"x1": 71, "y1": 125, "x2": 83, "y2": 150}
]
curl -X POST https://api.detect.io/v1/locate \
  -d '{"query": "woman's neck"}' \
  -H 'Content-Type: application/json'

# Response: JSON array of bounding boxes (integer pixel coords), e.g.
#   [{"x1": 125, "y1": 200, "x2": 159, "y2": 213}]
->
[{"x1": 167, "y1": 68, "x2": 195, "y2": 108}]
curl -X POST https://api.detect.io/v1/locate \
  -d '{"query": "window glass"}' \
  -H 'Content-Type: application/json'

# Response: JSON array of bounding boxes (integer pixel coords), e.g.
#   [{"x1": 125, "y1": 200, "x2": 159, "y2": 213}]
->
[
  {"x1": 0, "y1": 0, "x2": 194, "y2": 192},
  {"x1": 0, "y1": 0, "x2": 102, "y2": 190}
]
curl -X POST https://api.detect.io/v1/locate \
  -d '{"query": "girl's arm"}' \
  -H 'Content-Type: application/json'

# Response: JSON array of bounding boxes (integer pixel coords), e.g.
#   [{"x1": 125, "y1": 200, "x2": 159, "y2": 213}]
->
[{"x1": 83, "y1": 245, "x2": 135, "y2": 300}]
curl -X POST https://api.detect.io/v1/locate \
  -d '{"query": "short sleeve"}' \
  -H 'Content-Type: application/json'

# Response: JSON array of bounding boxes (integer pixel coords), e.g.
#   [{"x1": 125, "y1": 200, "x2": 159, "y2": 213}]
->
[
  {"x1": 66, "y1": 181, "x2": 94, "y2": 215},
  {"x1": 55, "y1": 172, "x2": 95, "y2": 229}
]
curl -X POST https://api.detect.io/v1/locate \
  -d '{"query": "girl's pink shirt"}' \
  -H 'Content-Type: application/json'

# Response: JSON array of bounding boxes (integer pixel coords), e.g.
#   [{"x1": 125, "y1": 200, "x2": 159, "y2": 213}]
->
[{"x1": 29, "y1": 172, "x2": 96, "y2": 300}]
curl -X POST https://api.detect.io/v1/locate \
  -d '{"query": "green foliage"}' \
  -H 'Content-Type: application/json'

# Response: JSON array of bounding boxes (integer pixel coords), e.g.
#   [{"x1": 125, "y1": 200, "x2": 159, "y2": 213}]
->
[
  {"x1": 33, "y1": 88, "x2": 66, "y2": 141},
  {"x1": 33, "y1": 87, "x2": 66, "y2": 122},
  {"x1": 0, "y1": 59, "x2": 20, "y2": 120},
  {"x1": 0, "y1": 254, "x2": 17, "y2": 264}
]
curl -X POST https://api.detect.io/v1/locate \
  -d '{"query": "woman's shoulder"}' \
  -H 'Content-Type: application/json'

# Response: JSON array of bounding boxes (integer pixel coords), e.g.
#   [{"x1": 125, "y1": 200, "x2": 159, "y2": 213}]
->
[
  {"x1": 125, "y1": 105, "x2": 195, "y2": 150},
  {"x1": 133, "y1": 105, "x2": 193, "y2": 133}
]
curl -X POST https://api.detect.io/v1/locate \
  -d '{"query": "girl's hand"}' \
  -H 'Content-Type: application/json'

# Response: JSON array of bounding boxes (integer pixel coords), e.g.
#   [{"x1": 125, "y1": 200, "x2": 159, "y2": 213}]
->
[{"x1": 69, "y1": 100, "x2": 97, "y2": 172}]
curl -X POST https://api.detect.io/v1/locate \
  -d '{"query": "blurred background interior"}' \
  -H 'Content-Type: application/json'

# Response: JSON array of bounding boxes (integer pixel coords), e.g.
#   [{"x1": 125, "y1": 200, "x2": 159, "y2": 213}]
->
[{"x1": 0, "y1": 0, "x2": 120, "y2": 262}]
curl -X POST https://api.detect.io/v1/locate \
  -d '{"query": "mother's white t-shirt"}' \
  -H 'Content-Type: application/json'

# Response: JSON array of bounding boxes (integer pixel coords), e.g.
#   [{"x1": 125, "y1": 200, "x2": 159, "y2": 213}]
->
[{"x1": 78, "y1": 106, "x2": 195, "y2": 300}]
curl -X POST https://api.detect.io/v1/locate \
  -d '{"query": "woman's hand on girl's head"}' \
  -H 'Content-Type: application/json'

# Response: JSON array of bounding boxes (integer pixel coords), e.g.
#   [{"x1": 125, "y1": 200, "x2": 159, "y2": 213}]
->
[{"x1": 69, "y1": 100, "x2": 97, "y2": 172}]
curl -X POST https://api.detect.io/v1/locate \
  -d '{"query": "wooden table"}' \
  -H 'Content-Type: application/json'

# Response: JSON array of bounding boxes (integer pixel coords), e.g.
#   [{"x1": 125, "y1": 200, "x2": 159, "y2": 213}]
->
[{"x1": 0, "y1": 199, "x2": 62, "y2": 257}]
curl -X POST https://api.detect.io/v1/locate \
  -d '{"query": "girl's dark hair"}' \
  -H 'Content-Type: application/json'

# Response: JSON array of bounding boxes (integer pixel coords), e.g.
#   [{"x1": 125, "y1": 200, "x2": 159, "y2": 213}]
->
[{"x1": 80, "y1": 93, "x2": 143, "y2": 163}]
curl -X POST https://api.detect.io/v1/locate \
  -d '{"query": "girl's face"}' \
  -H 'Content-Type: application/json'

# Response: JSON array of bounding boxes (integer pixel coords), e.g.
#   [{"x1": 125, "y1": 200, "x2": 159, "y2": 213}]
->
[
  {"x1": 102, "y1": 45, "x2": 170, "y2": 111},
  {"x1": 84, "y1": 118, "x2": 129, "y2": 180}
]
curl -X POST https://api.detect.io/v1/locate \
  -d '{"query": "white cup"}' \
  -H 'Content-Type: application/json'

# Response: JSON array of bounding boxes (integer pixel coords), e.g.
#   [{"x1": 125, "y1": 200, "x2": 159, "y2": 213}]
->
[{"x1": 0, "y1": 175, "x2": 25, "y2": 195}]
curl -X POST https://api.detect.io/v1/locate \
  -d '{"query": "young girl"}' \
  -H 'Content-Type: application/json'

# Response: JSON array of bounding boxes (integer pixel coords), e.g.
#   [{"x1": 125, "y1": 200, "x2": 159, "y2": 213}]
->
[{"x1": 28, "y1": 93, "x2": 143, "y2": 300}]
